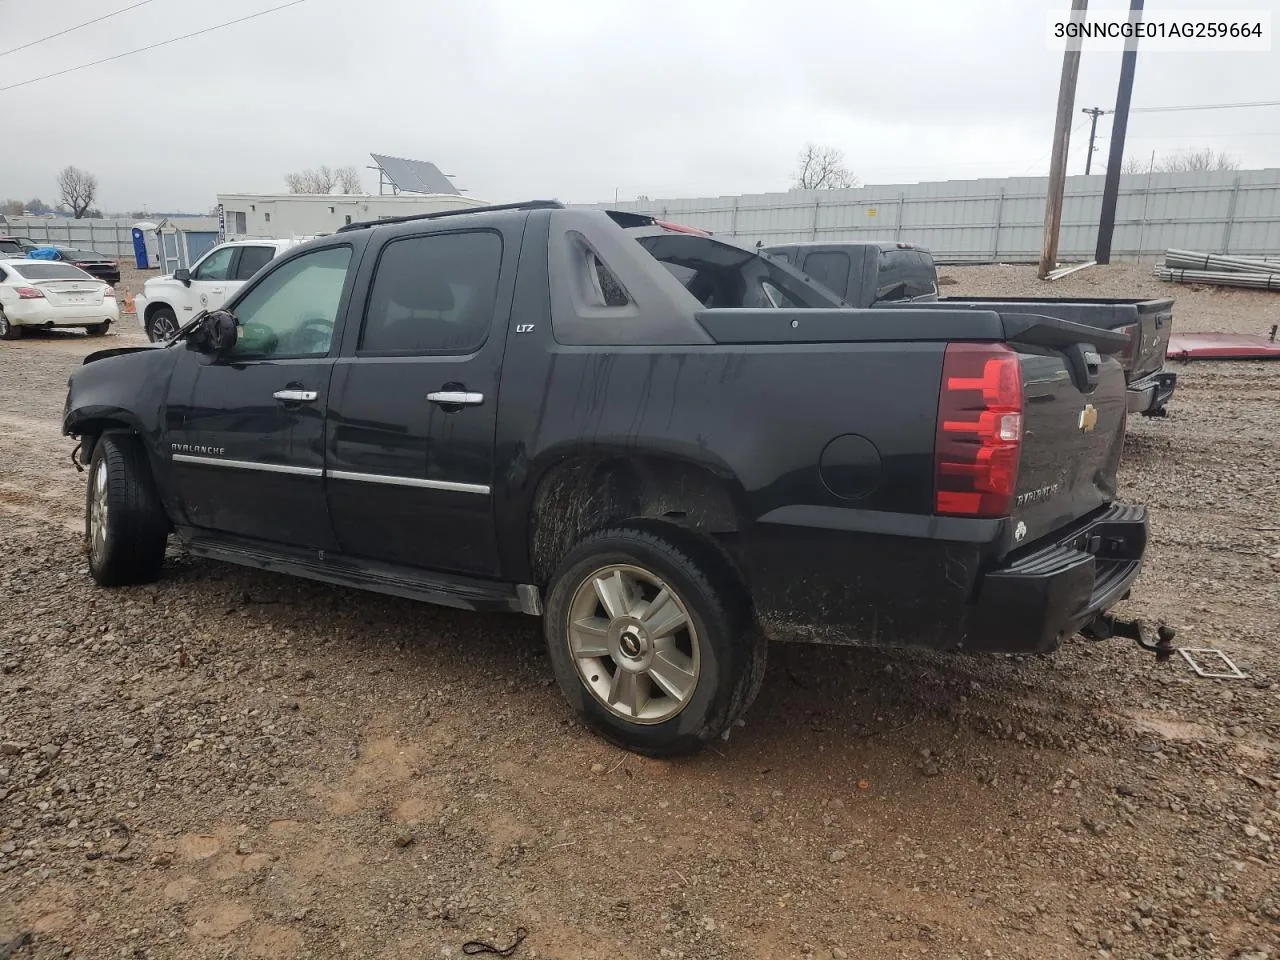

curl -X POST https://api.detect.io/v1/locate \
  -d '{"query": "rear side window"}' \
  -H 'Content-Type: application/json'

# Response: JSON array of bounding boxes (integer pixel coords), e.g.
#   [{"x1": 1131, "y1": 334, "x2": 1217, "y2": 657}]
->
[
  {"x1": 800, "y1": 250, "x2": 851, "y2": 299},
  {"x1": 360, "y1": 231, "x2": 503, "y2": 354},
  {"x1": 234, "y1": 245, "x2": 275, "y2": 280},
  {"x1": 875, "y1": 249, "x2": 937, "y2": 302},
  {"x1": 592, "y1": 255, "x2": 630, "y2": 307},
  {"x1": 8, "y1": 262, "x2": 92, "y2": 281}
]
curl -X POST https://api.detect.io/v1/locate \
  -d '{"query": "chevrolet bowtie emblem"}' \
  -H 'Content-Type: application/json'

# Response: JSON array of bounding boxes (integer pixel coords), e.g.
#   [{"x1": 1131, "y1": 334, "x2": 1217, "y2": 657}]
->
[{"x1": 1078, "y1": 404, "x2": 1098, "y2": 432}]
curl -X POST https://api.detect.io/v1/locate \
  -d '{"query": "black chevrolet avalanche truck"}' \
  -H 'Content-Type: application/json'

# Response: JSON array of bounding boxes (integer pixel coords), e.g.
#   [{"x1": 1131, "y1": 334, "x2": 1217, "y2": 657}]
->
[{"x1": 64, "y1": 202, "x2": 1149, "y2": 755}]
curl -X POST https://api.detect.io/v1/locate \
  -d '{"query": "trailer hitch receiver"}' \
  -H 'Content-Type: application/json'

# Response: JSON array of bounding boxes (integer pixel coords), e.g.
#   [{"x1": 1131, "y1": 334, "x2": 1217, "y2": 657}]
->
[{"x1": 1082, "y1": 614, "x2": 1176, "y2": 662}]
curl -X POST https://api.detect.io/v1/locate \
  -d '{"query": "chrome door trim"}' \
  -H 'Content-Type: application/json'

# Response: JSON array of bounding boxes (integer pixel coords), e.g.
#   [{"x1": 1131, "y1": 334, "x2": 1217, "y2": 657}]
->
[
  {"x1": 327, "y1": 469, "x2": 490, "y2": 495},
  {"x1": 172, "y1": 454, "x2": 323, "y2": 477}
]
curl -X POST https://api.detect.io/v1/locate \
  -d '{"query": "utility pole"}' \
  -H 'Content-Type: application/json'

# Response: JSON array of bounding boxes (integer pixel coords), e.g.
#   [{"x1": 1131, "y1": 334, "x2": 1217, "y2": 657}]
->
[
  {"x1": 1096, "y1": 0, "x2": 1144, "y2": 264},
  {"x1": 1081, "y1": 106, "x2": 1111, "y2": 175},
  {"x1": 1039, "y1": 0, "x2": 1088, "y2": 280}
]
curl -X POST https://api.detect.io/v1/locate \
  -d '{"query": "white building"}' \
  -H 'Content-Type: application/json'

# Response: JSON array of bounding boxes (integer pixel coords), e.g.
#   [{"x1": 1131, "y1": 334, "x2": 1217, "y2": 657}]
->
[{"x1": 215, "y1": 193, "x2": 487, "y2": 241}]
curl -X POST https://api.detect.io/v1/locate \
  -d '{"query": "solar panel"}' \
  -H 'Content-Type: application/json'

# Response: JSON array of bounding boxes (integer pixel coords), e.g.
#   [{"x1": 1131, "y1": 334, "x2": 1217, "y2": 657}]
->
[{"x1": 369, "y1": 154, "x2": 460, "y2": 195}]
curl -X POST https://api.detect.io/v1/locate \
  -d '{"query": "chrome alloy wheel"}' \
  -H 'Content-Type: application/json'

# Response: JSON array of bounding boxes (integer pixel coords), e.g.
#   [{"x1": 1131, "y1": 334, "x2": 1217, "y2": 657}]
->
[
  {"x1": 89, "y1": 459, "x2": 109, "y2": 562},
  {"x1": 150, "y1": 311, "x2": 178, "y2": 341},
  {"x1": 566, "y1": 564, "x2": 700, "y2": 724}
]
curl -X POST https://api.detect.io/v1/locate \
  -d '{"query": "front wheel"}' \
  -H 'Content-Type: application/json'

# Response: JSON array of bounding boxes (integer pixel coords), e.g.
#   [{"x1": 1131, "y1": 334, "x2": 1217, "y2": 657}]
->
[
  {"x1": 86, "y1": 435, "x2": 169, "y2": 586},
  {"x1": 543, "y1": 526, "x2": 764, "y2": 755},
  {"x1": 145, "y1": 306, "x2": 178, "y2": 342}
]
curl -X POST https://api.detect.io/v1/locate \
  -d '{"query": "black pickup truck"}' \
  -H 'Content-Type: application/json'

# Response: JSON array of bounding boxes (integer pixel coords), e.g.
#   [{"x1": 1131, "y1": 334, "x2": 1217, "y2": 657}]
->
[
  {"x1": 764, "y1": 241, "x2": 1177, "y2": 416},
  {"x1": 64, "y1": 202, "x2": 1149, "y2": 755}
]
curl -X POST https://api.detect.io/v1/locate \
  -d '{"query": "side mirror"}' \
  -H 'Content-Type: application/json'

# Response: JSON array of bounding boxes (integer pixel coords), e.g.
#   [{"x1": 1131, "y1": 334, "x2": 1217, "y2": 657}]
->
[
  {"x1": 193, "y1": 309, "x2": 238, "y2": 357},
  {"x1": 174, "y1": 268, "x2": 191, "y2": 286}
]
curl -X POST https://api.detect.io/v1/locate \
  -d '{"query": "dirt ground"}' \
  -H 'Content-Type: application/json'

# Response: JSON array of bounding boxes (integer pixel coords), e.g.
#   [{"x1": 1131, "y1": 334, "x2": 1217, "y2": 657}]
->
[{"x1": 0, "y1": 264, "x2": 1277, "y2": 960}]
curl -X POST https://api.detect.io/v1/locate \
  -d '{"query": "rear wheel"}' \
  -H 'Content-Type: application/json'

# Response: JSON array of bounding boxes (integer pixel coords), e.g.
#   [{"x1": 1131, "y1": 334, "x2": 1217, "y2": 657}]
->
[
  {"x1": 543, "y1": 526, "x2": 764, "y2": 755},
  {"x1": 86, "y1": 435, "x2": 169, "y2": 586},
  {"x1": 0, "y1": 313, "x2": 20, "y2": 340},
  {"x1": 145, "y1": 306, "x2": 178, "y2": 342},
  {"x1": 86, "y1": 320, "x2": 111, "y2": 336}
]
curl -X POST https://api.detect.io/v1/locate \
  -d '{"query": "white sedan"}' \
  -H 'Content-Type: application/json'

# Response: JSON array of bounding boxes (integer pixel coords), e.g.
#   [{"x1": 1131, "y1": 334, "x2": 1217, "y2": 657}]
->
[{"x1": 0, "y1": 258, "x2": 119, "y2": 339}]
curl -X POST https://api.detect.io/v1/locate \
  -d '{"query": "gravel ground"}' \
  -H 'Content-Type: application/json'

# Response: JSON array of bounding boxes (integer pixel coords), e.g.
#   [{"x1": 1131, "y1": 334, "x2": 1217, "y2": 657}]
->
[{"x1": 1, "y1": 264, "x2": 1277, "y2": 960}]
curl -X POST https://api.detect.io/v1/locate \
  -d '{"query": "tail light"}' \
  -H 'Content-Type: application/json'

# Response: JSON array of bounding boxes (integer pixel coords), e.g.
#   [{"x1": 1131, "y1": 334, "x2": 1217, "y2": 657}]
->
[
  {"x1": 15, "y1": 286, "x2": 45, "y2": 299},
  {"x1": 935, "y1": 343, "x2": 1023, "y2": 517}
]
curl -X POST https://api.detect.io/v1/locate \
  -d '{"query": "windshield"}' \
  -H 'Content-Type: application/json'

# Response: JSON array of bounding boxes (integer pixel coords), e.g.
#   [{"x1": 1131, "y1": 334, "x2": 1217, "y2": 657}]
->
[{"x1": 9, "y1": 262, "x2": 96, "y2": 281}]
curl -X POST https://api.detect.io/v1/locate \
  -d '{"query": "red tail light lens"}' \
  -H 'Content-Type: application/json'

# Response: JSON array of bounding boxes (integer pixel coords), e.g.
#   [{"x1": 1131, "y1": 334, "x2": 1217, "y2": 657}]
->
[
  {"x1": 935, "y1": 343, "x2": 1023, "y2": 517},
  {"x1": 15, "y1": 286, "x2": 45, "y2": 299}
]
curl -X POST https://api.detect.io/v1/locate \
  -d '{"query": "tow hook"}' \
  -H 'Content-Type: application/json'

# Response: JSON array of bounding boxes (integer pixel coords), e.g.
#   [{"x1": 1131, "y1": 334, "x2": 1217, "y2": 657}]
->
[{"x1": 1083, "y1": 613, "x2": 1177, "y2": 662}]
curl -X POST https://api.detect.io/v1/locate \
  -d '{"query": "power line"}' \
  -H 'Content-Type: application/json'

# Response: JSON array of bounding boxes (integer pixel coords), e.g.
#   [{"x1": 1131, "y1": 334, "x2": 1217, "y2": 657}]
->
[
  {"x1": 1132, "y1": 99, "x2": 1280, "y2": 114},
  {"x1": 0, "y1": 0, "x2": 157, "y2": 59},
  {"x1": 1127, "y1": 130, "x2": 1280, "y2": 139},
  {"x1": 0, "y1": 0, "x2": 313, "y2": 91}
]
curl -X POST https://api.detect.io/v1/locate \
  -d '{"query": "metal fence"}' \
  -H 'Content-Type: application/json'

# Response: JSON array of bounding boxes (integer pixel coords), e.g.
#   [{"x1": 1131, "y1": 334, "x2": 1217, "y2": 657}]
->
[
  {"x1": 0, "y1": 216, "x2": 216, "y2": 261},
  {"x1": 590, "y1": 168, "x2": 1280, "y2": 263}
]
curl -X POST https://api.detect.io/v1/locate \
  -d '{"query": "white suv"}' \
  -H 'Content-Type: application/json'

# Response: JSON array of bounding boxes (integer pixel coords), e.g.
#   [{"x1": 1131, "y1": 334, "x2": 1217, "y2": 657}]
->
[{"x1": 135, "y1": 239, "x2": 302, "y2": 341}]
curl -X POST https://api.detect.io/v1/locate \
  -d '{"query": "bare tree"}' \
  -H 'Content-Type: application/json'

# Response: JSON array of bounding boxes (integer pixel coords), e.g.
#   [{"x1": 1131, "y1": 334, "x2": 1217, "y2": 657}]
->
[
  {"x1": 57, "y1": 165, "x2": 98, "y2": 218},
  {"x1": 1156, "y1": 147, "x2": 1240, "y2": 173},
  {"x1": 792, "y1": 143, "x2": 858, "y2": 191},
  {"x1": 1, "y1": 199, "x2": 24, "y2": 217},
  {"x1": 1121, "y1": 147, "x2": 1240, "y2": 175},
  {"x1": 334, "y1": 165, "x2": 362, "y2": 194},
  {"x1": 285, "y1": 165, "x2": 336, "y2": 194}
]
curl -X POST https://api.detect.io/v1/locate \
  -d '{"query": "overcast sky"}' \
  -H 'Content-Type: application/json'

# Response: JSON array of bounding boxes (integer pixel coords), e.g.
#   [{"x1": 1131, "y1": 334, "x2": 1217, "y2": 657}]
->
[{"x1": 2, "y1": 0, "x2": 1278, "y2": 212}]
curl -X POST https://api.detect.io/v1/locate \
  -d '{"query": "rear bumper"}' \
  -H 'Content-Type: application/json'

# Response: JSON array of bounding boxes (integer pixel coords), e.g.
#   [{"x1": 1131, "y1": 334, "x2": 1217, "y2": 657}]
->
[
  {"x1": 7, "y1": 299, "x2": 120, "y2": 327},
  {"x1": 965, "y1": 503, "x2": 1147, "y2": 653},
  {"x1": 1127, "y1": 369, "x2": 1177, "y2": 416}
]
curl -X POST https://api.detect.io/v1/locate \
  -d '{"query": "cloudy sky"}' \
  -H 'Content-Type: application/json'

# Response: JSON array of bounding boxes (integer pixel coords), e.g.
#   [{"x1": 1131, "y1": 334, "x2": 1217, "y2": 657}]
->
[{"x1": 2, "y1": 0, "x2": 1278, "y2": 212}]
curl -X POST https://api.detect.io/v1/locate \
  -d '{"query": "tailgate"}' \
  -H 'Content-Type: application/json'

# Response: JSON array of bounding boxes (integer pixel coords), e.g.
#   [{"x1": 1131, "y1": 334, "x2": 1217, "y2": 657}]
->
[
  {"x1": 939, "y1": 297, "x2": 1174, "y2": 382},
  {"x1": 1126, "y1": 299, "x2": 1173, "y2": 382},
  {"x1": 1010, "y1": 340, "x2": 1127, "y2": 548}
]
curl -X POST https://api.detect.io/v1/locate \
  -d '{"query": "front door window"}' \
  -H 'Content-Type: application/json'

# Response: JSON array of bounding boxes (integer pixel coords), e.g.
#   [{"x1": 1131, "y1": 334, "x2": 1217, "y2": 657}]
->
[
  {"x1": 191, "y1": 246, "x2": 235, "y2": 281},
  {"x1": 230, "y1": 246, "x2": 352, "y2": 358}
]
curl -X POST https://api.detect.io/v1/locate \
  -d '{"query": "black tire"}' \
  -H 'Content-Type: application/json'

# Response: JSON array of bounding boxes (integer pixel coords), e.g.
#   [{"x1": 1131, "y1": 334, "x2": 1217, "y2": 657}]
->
[
  {"x1": 86, "y1": 435, "x2": 169, "y2": 587},
  {"x1": 0, "y1": 312, "x2": 20, "y2": 340},
  {"x1": 86, "y1": 320, "x2": 111, "y2": 336},
  {"x1": 543, "y1": 525, "x2": 764, "y2": 755},
  {"x1": 145, "y1": 306, "x2": 178, "y2": 343}
]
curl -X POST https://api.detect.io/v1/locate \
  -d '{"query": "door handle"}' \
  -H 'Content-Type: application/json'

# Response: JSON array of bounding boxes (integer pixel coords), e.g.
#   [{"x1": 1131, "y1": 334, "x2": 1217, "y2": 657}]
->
[
  {"x1": 273, "y1": 389, "x2": 318, "y2": 403},
  {"x1": 427, "y1": 391, "x2": 484, "y2": 407}
]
